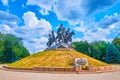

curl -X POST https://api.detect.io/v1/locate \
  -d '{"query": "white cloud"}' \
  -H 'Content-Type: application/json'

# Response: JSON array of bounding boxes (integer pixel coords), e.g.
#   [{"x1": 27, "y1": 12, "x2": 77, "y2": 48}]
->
[
  {"x1": 53, "y1": 0, "x2": 118, "y2": 25},
  {"x1": 19, "y1": 11, "x2": 52, "y2": 53},
  {"x1": 23, "y1": 37, "x2": 48, "y2": 53},
  {"x1": 53, "y1": 0, "x2": 83, "y2": 25},
  {"x1": 25, "y1": 0, "x2": 119, "y2": 26},
  {"x1": 1, "y1": 0, "x2": 8, "y2": 6},
  {"x1": 82, "y1": 28, "x2": 110, "y2": 42},
  {"x1": 98, "y1": 13, "x2": 120, "y2": 29},
  {"x1": 0, "y1": 24, "x2": 14, "y2": 33},
  {"x1": 27, "y1": 0, "x2": 54, "y2": 15},
  {"x1": 0, "y1": 0, "x2": 119, "y2": 53},
  {"x1": 74, "y1": 21, "x2": 86, "y2": 33},
  {"x1": 0, "y1": 11, "x2": 21, "y2": 24},
  {"x1": 27, "y1": 0, "x2": 54, "y2": 10},
  {"x1": 0, "y1": 11, "x2": 52, "y2": 53},
  {"x1": 26, "y1": 0, "x2": 118, "y2": 26},
  {"x1": 22, "y1": 11, "x2": 52, "y2": 35},
  {"x1": 78, "y1": 23, "x2": 115, "y2": 42},
  {"x1": 73, "y1": 13, "x2": 120, "y2": 42},
  {"x1": 39, "y1": 8, "x2": 49, "y2": 15},
  {"x1": 73, "y1": 38, "x2": 81, "y2": 42},
  {"x1": 108, "y1": 22, "x2": 120, "y2": 37}
]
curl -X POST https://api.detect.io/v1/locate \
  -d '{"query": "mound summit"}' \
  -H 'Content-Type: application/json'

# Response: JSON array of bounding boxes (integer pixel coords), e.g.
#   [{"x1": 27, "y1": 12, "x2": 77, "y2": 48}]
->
[{"x1": 9, "y1": 50, "x2": 109, "y2": 68}]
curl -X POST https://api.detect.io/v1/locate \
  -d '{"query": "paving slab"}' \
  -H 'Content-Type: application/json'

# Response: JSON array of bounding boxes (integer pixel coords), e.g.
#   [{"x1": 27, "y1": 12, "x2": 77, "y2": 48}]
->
[{"x1": 0, "y1": 68, "x2": 120, "y2": 80}]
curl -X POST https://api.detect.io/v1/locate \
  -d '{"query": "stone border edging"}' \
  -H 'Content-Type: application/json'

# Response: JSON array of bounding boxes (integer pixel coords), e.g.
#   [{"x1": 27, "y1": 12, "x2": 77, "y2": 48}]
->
[
  {"x1": 2, "y1": 66, "x2": 33, "y2": 70},
  {"x1": 1, "y1": 65, "x2": 120, "y2": 74},
  {"x1": 1, "y1": 66, "x2": 76, "y2": 74},
  {"x1": 76, "y1": 66, "x2": 120, "y2": 74},
  {"x1": 33, "y1": 67, "x2": 75, "y2": 72}
]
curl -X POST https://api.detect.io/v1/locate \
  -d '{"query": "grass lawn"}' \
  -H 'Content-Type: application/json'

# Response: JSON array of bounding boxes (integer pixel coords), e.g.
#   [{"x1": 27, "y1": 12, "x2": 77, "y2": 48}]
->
[{"x1": 8, "y1": 50, "x2": 109, "y2": 68}]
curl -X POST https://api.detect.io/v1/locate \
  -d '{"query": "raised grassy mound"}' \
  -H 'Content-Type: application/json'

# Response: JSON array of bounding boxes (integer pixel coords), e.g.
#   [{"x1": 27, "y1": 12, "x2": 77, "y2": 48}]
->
[{"x1": 8, "y1": 50, "x2": 109, "y2": 68}]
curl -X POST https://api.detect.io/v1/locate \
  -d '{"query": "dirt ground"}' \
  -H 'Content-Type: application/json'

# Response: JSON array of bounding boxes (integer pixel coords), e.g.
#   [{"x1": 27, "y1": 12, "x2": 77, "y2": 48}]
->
[{"x1": 0, "y1": 66, "x2": 120, "y2": 80}]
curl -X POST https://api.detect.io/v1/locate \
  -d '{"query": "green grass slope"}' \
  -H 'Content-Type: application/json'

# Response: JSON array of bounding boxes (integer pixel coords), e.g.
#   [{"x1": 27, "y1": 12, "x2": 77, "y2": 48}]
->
[{"x1": 8, "y1": 50, "x2": 109, "y2": 68}]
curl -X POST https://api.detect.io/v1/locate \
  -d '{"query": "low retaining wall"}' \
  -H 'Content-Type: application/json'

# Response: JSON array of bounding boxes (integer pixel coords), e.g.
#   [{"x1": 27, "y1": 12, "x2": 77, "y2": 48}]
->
[
  {"x1": 98, "y1": 66, "x2": 120, "y2": 72},
  {"x1": 33, "y1": 67, "x2": 75, "y2": 72},
  {"x1": 2, "y1": 66, "x2": 75, "y2": 72},
  {"x1": 2, "y1": 66, "x2": 33, "y2": 70},
  {"x1": 76, "y1": 66, "x2": 120, "y2": 73},
  {"x1": 2, "y1": 66, "x2": 120, "y2": 73}
]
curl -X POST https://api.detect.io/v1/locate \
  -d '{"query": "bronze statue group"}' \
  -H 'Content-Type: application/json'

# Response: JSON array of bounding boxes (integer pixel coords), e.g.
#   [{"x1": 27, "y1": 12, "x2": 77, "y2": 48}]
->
[{"x1": 47, "y1": 24, "x2": 75, "y2": 47}]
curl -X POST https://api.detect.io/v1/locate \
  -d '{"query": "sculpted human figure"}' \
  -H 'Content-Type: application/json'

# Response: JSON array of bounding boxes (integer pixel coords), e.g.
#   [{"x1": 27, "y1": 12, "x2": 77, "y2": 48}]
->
[
  {"x1": 56, "y1": 24, "x2": 66, "y2": 43},
  {"x1": 51, "y1": 30, "x2": 56, "y2": 44},
  {"x1": 47, "y1": 30, "x2": 56, "y2": 47},
  {"x1": 65, "y1": 28, "x2": 70, "y2": 43},
  {"x1": 47, "y1": 33, "x2": 52, "y2": 47},
  {"x1": 47, "y1": 24, "x2": 75, "y2": 48},
  {"x1": 62, "y1": 27, "x2": 66, "y2": 43},
  {"x1": 67, "y1": 31, "x2": 75, "y2": 43}
]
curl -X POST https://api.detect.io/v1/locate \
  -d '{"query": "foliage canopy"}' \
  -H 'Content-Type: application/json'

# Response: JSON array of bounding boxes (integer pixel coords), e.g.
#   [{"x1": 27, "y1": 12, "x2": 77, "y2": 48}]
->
[
  {"x1": 0, "y1": 33, "x2": 30, "y2": 63},
  {"x1": 72, "y1": 37, "x2": 120, "y2": 64}
]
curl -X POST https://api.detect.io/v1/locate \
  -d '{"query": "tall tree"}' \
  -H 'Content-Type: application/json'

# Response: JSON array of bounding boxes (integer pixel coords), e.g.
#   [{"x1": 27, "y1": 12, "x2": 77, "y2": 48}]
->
[
  {"x1": 112, "y1": 37, "x2": 120, "y2": 46},
  {"x1": 90, "y1": 41, "x2": 109, "y2": 61},
  {"x1": 0, "y1": 33, "x2": 30, "y2": 63},
  {"x1": 117, "y1": 46, "x2": 120, "y2": 52},
  {"x1": 72, "y1": 41, "x2": 109, "y2": 62},
  {"x1": 105, "y1": 44, "x2": 120, "y2": 63},
  {"x1": 72, "y1": 41, "x2": 91, "y2": 55}
]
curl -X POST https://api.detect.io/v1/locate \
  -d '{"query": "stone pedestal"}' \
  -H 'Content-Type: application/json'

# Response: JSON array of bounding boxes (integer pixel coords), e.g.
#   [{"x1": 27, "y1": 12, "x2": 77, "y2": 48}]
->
[{"x1": 45, "y1": 43, "x2": 74, "y2": 50}]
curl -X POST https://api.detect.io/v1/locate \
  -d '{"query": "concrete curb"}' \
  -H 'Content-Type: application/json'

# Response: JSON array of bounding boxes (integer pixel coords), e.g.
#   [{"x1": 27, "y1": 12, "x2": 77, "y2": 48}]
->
[{"x1": 1, "y1": 65, "x2": 120, "y2": 74}]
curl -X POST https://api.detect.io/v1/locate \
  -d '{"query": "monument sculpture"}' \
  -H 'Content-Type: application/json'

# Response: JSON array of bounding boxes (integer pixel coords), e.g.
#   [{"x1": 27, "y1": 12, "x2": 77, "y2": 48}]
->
[{"x1": 46, "y1": 24, "x2": 75, "y2": 50}]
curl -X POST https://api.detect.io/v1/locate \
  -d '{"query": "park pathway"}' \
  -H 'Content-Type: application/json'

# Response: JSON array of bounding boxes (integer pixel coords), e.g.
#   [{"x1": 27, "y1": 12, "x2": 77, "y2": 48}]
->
[{"x1": 0, "y1": 67, "x2": 120, "y2": 80}]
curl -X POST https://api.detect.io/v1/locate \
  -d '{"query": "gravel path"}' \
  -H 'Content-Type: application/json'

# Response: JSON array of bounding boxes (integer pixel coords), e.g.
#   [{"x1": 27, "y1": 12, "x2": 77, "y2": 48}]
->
[{"x1": 0, "y1": 68, "x2": 120, "y2": 80}]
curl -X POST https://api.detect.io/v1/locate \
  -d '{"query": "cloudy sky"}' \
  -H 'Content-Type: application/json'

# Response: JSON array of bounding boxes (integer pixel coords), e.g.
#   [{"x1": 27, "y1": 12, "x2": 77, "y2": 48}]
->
[{"x1": 0, "y1": 0, "x2": 120, "y2": 53}]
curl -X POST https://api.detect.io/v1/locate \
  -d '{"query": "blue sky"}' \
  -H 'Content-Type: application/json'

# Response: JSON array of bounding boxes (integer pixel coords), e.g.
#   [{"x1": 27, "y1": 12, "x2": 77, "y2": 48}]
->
[{"x1": 0, "y1": 0, "x2": 120, "y2": 53}]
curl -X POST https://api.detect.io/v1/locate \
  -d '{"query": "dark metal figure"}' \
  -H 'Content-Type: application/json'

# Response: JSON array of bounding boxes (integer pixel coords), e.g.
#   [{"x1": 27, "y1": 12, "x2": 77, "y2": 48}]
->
[
  {"x1": 47, "y1": 33, "x2": 52, "y2": 47},
  {"x1": 56, "y1": 24, "x2": 65, "y2": 43},
  {"x1": 47, "y1": 24, "x2": 75, "y2": 47},
  {"x1": 66, "y1": 31, "x2": 75, "y2": 43},
  {"x1": 47, "y1": 30, "x2": 56, "y2": 47},
  {"x1": 65, "y1": 28, "x2": 70, "y2": 43}
]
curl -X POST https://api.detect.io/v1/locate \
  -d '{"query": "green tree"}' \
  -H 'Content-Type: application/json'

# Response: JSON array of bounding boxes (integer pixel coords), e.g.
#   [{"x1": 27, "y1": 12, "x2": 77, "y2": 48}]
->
[
  {"x1": 90, "y1": 41, "x2": 109, "y2": 61},
  {"x1": 117, "y1": 46, "x2": 120, "y2": 52},
  {"x1": 105, "y1": 44, "x2": 120, "y2": 63},
  {"x1": 72, "y1": 41, "x2": 109, "y2": 62},
  {"x1": 72, "y1": 41, "x2": 91, "y2": 55},
  {"x1": 0, "y1": 33, "x2": 30, "y2": 63},
  {"x1": 112, "y1": 37, "x2": 120, "y2": 46}
]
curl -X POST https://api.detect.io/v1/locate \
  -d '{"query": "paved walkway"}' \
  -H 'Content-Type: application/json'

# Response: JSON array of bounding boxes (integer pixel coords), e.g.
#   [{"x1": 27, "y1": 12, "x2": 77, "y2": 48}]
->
[{"x1": 0, "y1": 68, "x2": 120, "y2": 80}]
